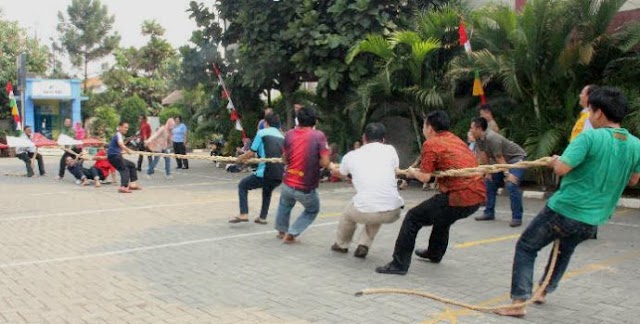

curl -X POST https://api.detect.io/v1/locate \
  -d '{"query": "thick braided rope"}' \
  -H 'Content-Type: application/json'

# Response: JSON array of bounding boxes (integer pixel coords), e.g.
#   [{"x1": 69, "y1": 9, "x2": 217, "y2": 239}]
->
[
  {"x1": 396, "y1": 157, "x2": 553, "y2": 178},
  {"x1": 356, "y1": 239, "x2": 560, "y2": 314},
  {"x1": 61, "y1": 147, "x2": 553, "y2": 176}
]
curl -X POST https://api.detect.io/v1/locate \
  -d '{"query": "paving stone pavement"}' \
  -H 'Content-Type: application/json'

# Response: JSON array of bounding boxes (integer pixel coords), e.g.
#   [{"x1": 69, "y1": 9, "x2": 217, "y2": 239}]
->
[{"x1": 1, "y1": 155, "x2": 639, "y2": 323}]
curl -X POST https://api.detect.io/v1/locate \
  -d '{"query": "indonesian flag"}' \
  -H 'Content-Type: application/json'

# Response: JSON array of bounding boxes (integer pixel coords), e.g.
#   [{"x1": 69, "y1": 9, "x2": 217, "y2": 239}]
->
[
  {"x1": 6, "y1": 82, "x2": 22, "y2": 131},
  {"x1": 459, "y1": 20, "x2": 487, "y2": 104},
  {"x1": 459, "y1": 20, "x2": 472, "y2": 53},
  {"x1": 213, "y1": 64, "x2": 246, "y2": 138}
]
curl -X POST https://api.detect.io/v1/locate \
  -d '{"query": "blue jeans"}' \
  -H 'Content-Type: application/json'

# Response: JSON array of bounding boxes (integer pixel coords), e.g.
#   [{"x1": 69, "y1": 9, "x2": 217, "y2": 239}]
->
[
  {"x1": 275, "y1": 184, "x2": 320, "y2": 237},
  {"x1": 511, "y1": 205, "x2": 596, "y2": 300},
  {"x1": 484, "y1": 157, "x2": 525, "y2": 220},
  {"x1": 147, "y1": 150, "x2": 171, "y2": 176},
  {"x1": 238, "y1": 174, "x2": 282, "y2": 219}
]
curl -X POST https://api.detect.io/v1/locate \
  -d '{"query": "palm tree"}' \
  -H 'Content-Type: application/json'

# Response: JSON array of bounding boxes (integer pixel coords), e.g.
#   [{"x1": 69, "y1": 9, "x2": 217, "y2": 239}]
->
[
  {"x1": 448, "y1": 0, "x2": 628, "y2": 158},
  {"x1": 345, "y1": 6, "x2": 464, "y2": 149}
]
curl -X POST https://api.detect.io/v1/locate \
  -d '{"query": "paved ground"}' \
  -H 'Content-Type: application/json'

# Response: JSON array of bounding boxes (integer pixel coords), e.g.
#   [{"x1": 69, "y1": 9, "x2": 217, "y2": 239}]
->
[{"x1": 1, "y1": 154, "x2": 639, "y2": 324}]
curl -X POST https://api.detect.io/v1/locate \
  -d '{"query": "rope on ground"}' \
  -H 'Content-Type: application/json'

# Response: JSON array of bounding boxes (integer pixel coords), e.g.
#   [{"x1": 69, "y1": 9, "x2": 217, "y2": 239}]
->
[{"x1": 355, "y1": 239, "x2": 560, "y2": 315}]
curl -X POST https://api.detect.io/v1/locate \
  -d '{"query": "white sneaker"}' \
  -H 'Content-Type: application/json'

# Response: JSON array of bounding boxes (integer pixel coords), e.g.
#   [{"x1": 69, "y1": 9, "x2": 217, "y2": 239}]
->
[
  {"x1": 145, "y1": 174, "x2": 153, "y2": 180},
  {"x1": 165, "y1": 175, "x2": 173, "y2": 180}
]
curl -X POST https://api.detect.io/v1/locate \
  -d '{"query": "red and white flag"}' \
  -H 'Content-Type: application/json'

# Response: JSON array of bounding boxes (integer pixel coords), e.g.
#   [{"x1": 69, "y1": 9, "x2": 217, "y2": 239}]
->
[{"x1": 212, "y1": 64, "x2": 246, "y2": 138}]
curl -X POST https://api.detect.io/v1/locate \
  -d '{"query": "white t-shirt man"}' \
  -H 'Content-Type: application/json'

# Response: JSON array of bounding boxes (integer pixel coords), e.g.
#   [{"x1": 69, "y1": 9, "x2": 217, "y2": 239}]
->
[{"x1": 339, "y1": 142, "x2": 404, "y2": 213}]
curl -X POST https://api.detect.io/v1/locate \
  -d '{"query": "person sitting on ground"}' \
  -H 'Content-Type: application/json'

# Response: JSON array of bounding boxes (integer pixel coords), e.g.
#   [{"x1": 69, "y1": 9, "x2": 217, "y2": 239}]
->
[
  {"x1": 329, "y1": 122, "x2": 404, "y2": 258},
  {"x1": 15, "y1": 126, "x2": 45, "y2": 177},
  {"x1": 230, "y1": 113, "x2": 285, "y2": 225},
  {"x1": 375, "y1": 110, "x2": 485, "y2": 275},
  {"x1": 65, "y1": 156, "x2": 101, "y2": 186},
  {"x1": 87, "y1": 144, "x2": 117, "y2": 187},
  {"x1": 494, "y1": 87, "x2": 640, "y2": 318}
]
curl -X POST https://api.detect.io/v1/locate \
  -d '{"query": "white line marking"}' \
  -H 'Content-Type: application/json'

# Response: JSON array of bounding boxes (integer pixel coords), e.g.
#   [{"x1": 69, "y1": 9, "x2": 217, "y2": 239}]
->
[
  {"x1": 0, "y1": 201, "x2": 215, "y2": 221},
  {"x1": 608, "y1": 221, "x2": 640, "y2": 228},
  {"x1": 0, "y1": 221, "x2": 338, "y2": 268}
]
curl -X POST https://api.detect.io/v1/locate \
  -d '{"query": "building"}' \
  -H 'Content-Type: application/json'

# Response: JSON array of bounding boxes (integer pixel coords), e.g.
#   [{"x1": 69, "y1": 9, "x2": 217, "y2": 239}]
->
[{"x1": 21, "y1": 79, "x2": 87, "y2": 139}]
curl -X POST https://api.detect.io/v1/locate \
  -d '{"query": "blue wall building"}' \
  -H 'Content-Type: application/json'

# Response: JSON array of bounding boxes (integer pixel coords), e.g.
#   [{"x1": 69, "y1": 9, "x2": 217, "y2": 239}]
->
[{"x1": 23, "y1": 79, "x2": 86, "y2": 139}]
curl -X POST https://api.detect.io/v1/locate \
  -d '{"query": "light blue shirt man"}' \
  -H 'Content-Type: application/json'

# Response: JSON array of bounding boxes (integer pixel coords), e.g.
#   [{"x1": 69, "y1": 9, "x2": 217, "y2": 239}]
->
[{"x1": 172, "y1": 123, "x2": 187, "y2": 143}]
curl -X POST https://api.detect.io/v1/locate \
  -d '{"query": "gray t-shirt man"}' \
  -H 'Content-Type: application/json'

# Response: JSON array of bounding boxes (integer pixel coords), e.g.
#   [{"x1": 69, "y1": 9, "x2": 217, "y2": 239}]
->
[{"x1": 476, "y1": 129, "x2": 526, "y2": 162}]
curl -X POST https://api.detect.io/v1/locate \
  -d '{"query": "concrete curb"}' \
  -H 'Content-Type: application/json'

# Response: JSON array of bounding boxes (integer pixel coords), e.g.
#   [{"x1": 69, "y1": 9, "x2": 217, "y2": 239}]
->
[{"x1": 513, "y1": 189, "x2": 640, "y2": 209}]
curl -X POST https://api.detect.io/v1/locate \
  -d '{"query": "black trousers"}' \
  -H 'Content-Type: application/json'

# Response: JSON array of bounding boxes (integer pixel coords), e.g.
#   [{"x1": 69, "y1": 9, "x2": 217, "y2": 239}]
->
[
  {"x1": 58, "y1": 147, "x2": 82, "y2": 178},
  {"x1": 136, "y1": 142, "x2": 152, "y2": 170},
  {"x1": 173, "y1": 142, "x2": 188, "y2": 169},
  {"x1": 392, "y1": 193, "x2": 479, "y2": 270},
  {"x1": 108, "y1": 154, "x2": 138, "y2": 187},
  {"x1": 238, "y1": 174, "x2": 282, "y2": 219},
  {"x1": 17, "y1": 152, "x2": 45, "y2": 177}
]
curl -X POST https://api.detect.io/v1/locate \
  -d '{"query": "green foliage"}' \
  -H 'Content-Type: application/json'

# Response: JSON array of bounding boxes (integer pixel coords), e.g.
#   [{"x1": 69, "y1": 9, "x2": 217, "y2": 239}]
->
[
  {"x1": 57, "y1": 0, "x2": 120, "y2": 92},
  {"x1": 0, "y1": 14, "x2": 50, "y2": 118},
  {"x1": 118, "y1": 95, "x2": 147, "y2": 136},
  {"x1": 158, "y1": 106, "x2": 182, "y2": 125},
  {"x1": 91, "y1": 106, "x2": 120, "y2": 139}
]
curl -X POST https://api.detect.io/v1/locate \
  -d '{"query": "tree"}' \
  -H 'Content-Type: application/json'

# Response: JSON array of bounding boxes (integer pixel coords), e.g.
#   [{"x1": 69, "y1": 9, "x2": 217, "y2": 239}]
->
[
  {"x1": 448, "y1": 0, "x2": 633, "y2": 158},
  {"x1": 90, "y1": 105, "x2": 119, "y2": 139},
  {"x1": 119, "y1": 95, "x2": 147, "y2": 136},
  {"x1": 57, "y1": 0, "x2": 120, "y2": 93},
  {"x1": 0, "y1": 11, "x2": 49, "y2": 119}
]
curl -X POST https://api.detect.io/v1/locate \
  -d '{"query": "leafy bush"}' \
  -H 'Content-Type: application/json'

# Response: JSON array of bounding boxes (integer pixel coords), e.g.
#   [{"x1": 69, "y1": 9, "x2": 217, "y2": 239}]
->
[
  {"x1": 91, "y1": 106, "x2": 120, "y2": 140},
  {"x1": 159, "y1": 106, "x2": 183, "y2": 124},
  {"x1": 119, "y1": 95, "x2": 147, "y2": 136}
]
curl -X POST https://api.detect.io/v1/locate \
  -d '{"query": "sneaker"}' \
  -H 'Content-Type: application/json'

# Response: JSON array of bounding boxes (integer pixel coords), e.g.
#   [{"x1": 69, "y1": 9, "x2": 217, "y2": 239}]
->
[
  {"x1": 375, "y1": 262, "x2": 407, "y2": 275},
  {"x1": 75, "y1": 179, "x2": 82, "y2": 185},
  {"x1": 353, "y1": 245, "x2": 369, "y2": 258},
  {"x1": 509, "y1": 220, "x2": 522, "y2": 227},
  {"x1": 414, "y1": 248, "x2": 441, "y2": 263},
  {"x1": 145, "y1": 174, "x2": 153, "y2": 180},
  {"x1": 330, "y1": 243, "x2": 348, "y2": 253},
  {"x1": 475, "y1": 214, "x2": 495, "y2": 221}
]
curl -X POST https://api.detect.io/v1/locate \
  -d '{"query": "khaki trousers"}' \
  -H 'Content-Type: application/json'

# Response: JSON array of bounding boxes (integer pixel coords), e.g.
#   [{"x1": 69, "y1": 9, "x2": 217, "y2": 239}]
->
[{"x1": 335, "y1": 202, "x2": 401, "y2": 248}]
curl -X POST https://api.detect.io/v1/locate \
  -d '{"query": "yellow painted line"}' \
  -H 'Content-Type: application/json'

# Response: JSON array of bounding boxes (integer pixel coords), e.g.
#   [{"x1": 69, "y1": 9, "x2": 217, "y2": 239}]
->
[
  {"x1": 319, "y1": 212, "x2": 342, "y2": 219},
  {"x1": 422, "y1": 248, "x2": 640, "y2": 323},
  {"x1": 614, "y1": 208, "x2": 632, "y2": 218},
  {"x1": 454, "y1": 234, "x2": 520, "y2": 249}
]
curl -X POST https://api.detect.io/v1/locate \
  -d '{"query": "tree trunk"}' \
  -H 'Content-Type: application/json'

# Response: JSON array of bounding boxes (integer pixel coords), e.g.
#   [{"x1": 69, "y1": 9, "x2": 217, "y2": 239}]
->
[
  {"x1": 83, "y1": 54, "x2": 88, "y2": 95},
  {"x1": 408, "y1": 105, "x2": 422, "y2": 151},
  {"x1": 532, "y1": 94, "x2": 541, "y2": 119}
]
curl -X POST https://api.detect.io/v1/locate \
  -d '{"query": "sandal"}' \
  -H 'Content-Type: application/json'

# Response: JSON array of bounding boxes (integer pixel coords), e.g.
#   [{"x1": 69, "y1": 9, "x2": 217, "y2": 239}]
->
[
  {"x1": 229, "y1": 216, "x2": 249, "y2": 223},
  {"x1": 254, "y1": 217, "x2": 267, "y2": 225},
  {"x1": 118, "y1": 187, "x2": 132, "y2": 193}
]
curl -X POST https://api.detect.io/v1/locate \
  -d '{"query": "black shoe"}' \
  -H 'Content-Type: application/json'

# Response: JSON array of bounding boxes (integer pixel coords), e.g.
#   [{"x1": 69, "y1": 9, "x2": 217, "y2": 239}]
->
[
  {"x1": 353, "y1": 245, "x2": 368, "y2": 258},
  {"x1": 475, "y1": 214, "x2": 495, "y2": 221},
  {"x1": 183, "y1": 167, "x2": 189, "y2": 170},
  {"x1": 509, "y1": 220, "x2": 522, "y2": 227},
  {"x1": 414, "y1": 249, "x2": 442, "y2": 263},
  {"x1": 136, "y1": 168, "x2": 142, "y2": 172},
  {"x1": 375, "y1": 262, "x2": 407, "y2": 275},
  {"x1": 330, "y1": 243, "x2": 348, "y2": 253}
]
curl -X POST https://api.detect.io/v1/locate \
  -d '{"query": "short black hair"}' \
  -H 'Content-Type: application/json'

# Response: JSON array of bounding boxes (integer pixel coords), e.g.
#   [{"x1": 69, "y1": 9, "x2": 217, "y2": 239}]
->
[
  {"x1": 118, "y1": 121, "x2": 128, "y2": 126},
  {"x1": 24, "y1": 125, "x2": 32, "y2": 131},
  {"x1": 296, "y1": 107, "x2": 316, "y2": 127},
  {"x1": 472, "y1": 117, "x2": 488, "y2": 131},
  {"x1": 264, "y1": 113, "x2": 280, "y2": 129},
  {"x1": 425, "y1": 110, "x2": 451, "y2": 132},
  {"x1": 479, "y1": 104, "x2": 492, "y2": 113},
  {"x1": 588, "y1": 86, "x2": 628, "y2": 123},
  {"x1": 140, "y1": 114, "x2": 147, "y2": 120},
  {"x1": 364, "y1": 122, "x2": 385, "y2": 142},
  {"x1": 175, "y1": 115, "x2": 182, "y2": 122},
  {"x1": 585, "y1": 84, "x2": 599, "y2": 95}
]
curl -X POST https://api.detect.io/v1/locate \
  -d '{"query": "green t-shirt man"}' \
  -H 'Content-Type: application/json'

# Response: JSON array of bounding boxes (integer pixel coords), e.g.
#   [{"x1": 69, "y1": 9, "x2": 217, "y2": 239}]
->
[{"x1": 549, "y1": 128, "x2": 640, "y2": 225}]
